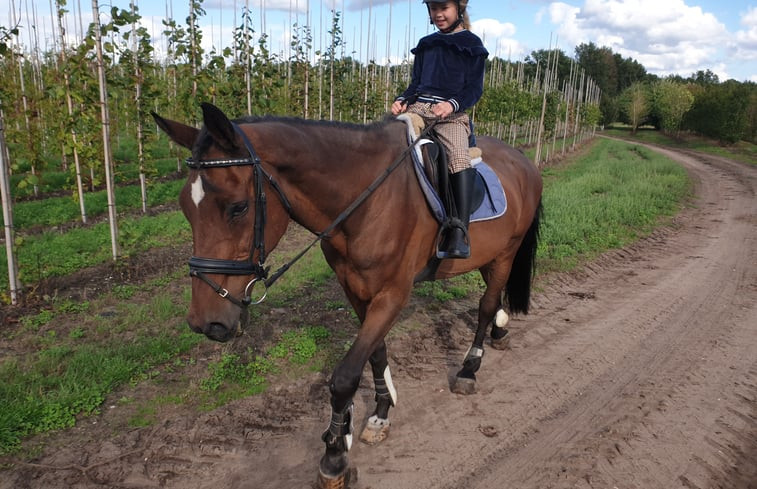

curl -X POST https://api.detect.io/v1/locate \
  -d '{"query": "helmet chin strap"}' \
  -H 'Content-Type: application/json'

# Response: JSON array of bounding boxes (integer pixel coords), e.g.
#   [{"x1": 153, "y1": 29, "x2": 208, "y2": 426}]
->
[{"x1": 439, "y1": 17, "x2": 463, "y2": 33}]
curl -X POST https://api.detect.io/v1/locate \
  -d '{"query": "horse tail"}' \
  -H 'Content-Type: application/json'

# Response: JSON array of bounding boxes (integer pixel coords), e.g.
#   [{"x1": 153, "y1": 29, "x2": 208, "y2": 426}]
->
[{"x1": 505, "y1": 198, "x2": 542, "y2": 315}]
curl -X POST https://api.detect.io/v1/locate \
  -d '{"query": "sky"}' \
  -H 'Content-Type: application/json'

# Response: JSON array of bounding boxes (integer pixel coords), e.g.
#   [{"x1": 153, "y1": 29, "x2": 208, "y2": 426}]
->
[{"x1": 4, "y1": 0, "x2": 756, "y2": 82}]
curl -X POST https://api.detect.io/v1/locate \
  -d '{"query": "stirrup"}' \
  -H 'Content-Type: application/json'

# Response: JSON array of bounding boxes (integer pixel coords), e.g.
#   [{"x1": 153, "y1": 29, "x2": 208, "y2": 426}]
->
[{"x1": 435, "y1": 219, "x2": 471, "y2": 259}]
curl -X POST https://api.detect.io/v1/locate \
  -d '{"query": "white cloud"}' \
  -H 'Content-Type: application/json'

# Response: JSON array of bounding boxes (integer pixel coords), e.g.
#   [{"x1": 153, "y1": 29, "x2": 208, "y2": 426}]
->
[
  {"x1": 732, "y1": 6, "x2": 757, "y2": 61},
  {"x1": 546, "y1": 0, "x2": 732, "y2": 77},
  {"x1": 471, "y1": 18, "x2": 527, "y2": 59},
  {"x1": 346, "y1": 0, "x2": 392, "y2": 11},
  {"x1": 472, "y1": 18, "x2": 517, "y2": 39},
  {"x1": 204, "y1": 0, "x2": 313, "y2": 12},
  {"x1": 544, "y1": 2, "x2": 582, "y2": 48}
]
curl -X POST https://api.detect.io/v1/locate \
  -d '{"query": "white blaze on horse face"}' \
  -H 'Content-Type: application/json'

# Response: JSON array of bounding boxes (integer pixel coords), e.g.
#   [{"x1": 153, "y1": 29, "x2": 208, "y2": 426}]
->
[{"x1": 190, "y1": 174, "x2": 205, "y2": 207}]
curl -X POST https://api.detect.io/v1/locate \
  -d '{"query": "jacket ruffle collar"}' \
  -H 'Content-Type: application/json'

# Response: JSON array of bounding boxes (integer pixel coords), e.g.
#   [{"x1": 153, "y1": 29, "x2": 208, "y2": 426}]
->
[{"x1": 411, "y1": 30, "x2": 489, "y2": 57}]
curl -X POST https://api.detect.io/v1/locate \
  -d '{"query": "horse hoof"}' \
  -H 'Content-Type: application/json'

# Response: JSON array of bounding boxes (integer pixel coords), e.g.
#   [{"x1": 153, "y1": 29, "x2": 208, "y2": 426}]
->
[
  {"x1": 490, "y1": 327, "x2": 510, "y2": 350},
  {"x1": 359, "y1": 415, "x2": 390, "y2": 445},
  {"x1": 490, "y1": 334, "x2": 510, "y2": 350},
  {"x1": 451, "y1": 376, "x2": 476, "y2": 395},
  {"x1": 316, "y1": 466, "x2": 358, "y2": 489}
]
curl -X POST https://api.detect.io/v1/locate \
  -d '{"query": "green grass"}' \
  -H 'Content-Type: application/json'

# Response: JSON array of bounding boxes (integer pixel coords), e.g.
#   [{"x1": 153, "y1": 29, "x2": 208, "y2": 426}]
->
[
  {"x1": 0, "y1": 270, "x2": 196, "y2": 454},
  {"x1": 0, "y1": 245, "x2": 338, "y2": 454},
  {"x1": 189, "y1": 326, "x2": 331, "y2": 410},
  {"x1": 414, "y1": 272, "x2": 483, "y2": 301},
  {"x1": 5, "y1": 178, "x2": 186, "y2": 230},
  {"x1": 604, "y1": 126, "x2": 757, "y2": 166},
  {"x1": 264, "y1": 249, "x2": 335, "y2": 307},
  {"x1": 537, "y1": 137, "x2": 690, "y2": 272},
  {"x1": 0, "y1": 323, "x2": 201, "y2": 455},
  {"x1": 9, "y1": 131, "x2": 179, "y2": 200},
  {"x1": 0, "y1": 211, "x2": 190, "y2": 286}
]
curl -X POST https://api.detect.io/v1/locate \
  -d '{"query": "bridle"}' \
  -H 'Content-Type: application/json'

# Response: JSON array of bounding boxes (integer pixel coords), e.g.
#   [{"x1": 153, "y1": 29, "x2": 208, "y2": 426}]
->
[
  {"x1": 186, "y1": 123, "x2": 292, "y2": 308},
  {"x1": 186, "y1": 119, "x2": 439, "y2": 309}
]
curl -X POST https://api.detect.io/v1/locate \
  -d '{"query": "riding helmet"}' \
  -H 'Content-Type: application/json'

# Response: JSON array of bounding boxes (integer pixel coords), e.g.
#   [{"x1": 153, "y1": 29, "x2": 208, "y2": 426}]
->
[{"x1": 422, "y1": 0, "x2": 468, "y2": 31}]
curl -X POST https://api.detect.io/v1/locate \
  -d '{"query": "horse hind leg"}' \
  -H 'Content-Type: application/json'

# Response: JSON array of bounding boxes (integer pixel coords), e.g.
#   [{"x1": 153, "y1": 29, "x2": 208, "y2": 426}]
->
[
  {"x1": 359, "y1": 340, "x2": 397, "y2": 445},
  {"x1": 451, "y1": 277, "x2": 504, "y2": 395},
  {"x1": 451, "y1": 320, "x2": 488, "y2": 395},
  {"x1": 490, "y1": 308, "x2": 511, "y2": 350}
]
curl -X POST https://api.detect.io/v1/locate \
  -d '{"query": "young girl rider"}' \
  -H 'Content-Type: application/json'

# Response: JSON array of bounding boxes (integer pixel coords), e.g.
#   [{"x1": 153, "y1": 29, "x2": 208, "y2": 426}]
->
[{"x1": 391, "y1": 0, "x2": 488, "y2": 259}]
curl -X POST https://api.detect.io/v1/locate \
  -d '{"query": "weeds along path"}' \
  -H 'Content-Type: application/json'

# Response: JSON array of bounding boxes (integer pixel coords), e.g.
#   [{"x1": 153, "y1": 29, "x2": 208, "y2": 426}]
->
[{"x1": 2, "y1": 144, "x2": 755, "y2": 489}]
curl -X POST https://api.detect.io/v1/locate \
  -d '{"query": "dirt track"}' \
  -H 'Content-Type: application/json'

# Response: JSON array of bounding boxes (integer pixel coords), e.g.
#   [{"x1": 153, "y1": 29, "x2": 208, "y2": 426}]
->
[{"x1": 3, "y1": 143, "x2": 756, "y2": 488}]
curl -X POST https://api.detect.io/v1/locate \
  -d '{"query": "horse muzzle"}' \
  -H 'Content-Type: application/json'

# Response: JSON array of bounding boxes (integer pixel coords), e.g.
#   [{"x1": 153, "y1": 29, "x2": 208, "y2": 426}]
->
[{"x1": 192, "y1": 320, "x2": 243, "y2": 343}]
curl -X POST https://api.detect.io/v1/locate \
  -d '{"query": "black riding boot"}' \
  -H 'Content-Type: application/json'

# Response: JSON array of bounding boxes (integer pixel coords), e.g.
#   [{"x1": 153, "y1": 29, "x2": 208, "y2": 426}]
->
[{"x1": 438, "y1": 167, "x2": 477, "y2": 259}]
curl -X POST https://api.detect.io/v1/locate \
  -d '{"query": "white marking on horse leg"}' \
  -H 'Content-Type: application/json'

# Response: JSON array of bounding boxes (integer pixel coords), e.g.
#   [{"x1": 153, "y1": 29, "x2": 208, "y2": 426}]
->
[
  {"x1": 495, "y1": 309, "x2": 510, "y2": 329},
  {"x1": 191, "y1": 174, "x2": 205, "y2": 207},
  {"x1": 384, "y1": 366, "x2": 398, "y2": 406},
  {"x1": 360, "y1": 414, "x2": 391, "y2": 445}
]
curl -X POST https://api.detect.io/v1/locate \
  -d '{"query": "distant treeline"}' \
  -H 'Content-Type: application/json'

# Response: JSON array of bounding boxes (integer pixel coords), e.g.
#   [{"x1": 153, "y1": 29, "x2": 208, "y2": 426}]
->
[{"x1": 565, "y1": 42, "x2": 756, "y2": 143}]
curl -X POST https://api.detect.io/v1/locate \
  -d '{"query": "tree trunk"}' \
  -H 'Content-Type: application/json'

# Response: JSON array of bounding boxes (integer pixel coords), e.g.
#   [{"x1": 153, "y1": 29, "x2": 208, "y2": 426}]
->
[
  {"x1": 131, "y1": 0, "x2": 147, "y2": 213},
  {"x1": 57, "y1": 0, "x2": 88, "y2": 223},
  {"x1": 91, "y1": 0, "x2": 119, "y2": 260},
  {"x1": 0, "y1": 106, "x2": 20, "y2": 305}
]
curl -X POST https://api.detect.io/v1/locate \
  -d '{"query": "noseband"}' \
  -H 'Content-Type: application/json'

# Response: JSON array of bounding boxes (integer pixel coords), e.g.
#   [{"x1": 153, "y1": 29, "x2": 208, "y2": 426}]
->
[{"x1": 186, "y1": 123, "x2": 292, "y2": 308}]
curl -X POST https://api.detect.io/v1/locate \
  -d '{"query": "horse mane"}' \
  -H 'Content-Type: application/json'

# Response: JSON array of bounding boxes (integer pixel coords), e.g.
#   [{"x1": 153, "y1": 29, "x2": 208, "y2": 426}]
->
[
  {"x1": 234, "y1": 114, "x2": 395, "y2": 132},
  {"x1": 193, "y1": 114, "x2": 397, "y2": 158}
]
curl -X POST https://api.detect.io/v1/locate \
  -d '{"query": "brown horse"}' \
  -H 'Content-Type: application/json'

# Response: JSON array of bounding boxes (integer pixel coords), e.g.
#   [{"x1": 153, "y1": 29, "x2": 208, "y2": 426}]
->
[{"x1": 152, "y1": 103, "x2": 542, "y2": 488}]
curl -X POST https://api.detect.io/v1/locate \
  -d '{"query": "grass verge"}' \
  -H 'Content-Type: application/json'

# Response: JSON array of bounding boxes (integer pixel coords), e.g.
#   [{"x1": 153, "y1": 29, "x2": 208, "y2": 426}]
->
[
  {"x1": 537, "y1": 137, "x2": 690, "y2": 272},
  {"x1": 604, "y1": 126, "x2": 757, "y2": 166}
]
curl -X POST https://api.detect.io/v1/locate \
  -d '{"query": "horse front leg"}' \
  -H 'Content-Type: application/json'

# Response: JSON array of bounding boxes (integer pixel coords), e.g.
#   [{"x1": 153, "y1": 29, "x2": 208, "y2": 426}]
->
[
  {"x1": 359, "y1": 340, "x2": 397, "y2": 445},
  {"x1": 317, "y1": 297, "x2": 404, "y2": 489},
  {"x1": 318, "y1": 350, "x2": 362, "y2": 488}
]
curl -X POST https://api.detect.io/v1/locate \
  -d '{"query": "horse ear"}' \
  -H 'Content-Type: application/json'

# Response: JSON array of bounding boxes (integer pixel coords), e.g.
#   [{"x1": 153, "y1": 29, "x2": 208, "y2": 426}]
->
[
  {"x1": 201, "y1": 103, "x2": 239, "y2": 151},
  {"x1": 151, "y1": 112, "x2": 199, "y2": 150}
]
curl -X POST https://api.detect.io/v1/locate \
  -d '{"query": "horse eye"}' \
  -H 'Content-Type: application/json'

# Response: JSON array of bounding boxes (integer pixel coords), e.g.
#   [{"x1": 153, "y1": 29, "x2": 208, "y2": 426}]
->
[{"x1": 229, "y1": 201, "x2": 249, "y2": 219}]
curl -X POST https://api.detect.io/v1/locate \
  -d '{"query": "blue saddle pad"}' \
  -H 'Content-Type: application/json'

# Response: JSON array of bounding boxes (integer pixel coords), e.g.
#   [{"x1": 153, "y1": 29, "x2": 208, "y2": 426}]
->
[{"x1": 398, "y1": 115, "x2": 507, "y2": 224}]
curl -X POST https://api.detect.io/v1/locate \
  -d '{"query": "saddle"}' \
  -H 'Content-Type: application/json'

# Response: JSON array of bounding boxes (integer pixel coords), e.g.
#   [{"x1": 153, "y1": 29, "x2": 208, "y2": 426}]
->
[{"x1": 397, "y1": 113, "x2": 506, "y2": 225}]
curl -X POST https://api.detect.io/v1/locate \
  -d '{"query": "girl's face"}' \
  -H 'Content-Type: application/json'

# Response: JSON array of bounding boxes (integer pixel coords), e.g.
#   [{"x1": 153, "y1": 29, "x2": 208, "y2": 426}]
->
[{"x1": 428, "y1": 2, "x2": 460, "y2": 32}]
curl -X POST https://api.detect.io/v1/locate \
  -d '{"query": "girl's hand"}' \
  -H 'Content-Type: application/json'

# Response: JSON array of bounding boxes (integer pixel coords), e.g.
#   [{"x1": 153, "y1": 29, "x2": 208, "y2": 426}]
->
[
  {"x1": 391, "y1": 100, "x2": 407, "y2": 115},
  {"x1": 432, "y1": 101, "x2": 454, "y2": 118}
]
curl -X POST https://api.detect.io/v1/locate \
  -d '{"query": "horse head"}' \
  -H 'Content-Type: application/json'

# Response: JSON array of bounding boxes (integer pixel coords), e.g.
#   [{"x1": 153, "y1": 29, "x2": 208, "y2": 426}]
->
[{"x1": 152, "y1": 103, "x2": 291, "y2": 342}]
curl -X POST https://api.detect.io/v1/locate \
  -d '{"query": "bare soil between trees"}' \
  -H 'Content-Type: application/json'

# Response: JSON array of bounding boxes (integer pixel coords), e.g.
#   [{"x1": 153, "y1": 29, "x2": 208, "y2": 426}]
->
[{"x1": 2, "y1": 143, "x2": 756, "y2": 489}]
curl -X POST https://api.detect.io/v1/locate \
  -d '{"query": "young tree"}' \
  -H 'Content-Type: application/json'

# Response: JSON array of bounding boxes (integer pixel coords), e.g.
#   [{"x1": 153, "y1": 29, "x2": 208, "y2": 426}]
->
[
  {"x1": 91, "y1": 0, "x2": 119, "y2": 260},
  {"x1": 685, "y1": 80, "x2": 756, "y2": 144},
  {"x1": 56, "y1": 0, "x2": 88, "y2": 223},
  {"x1": 620, "y1": 82, "x2": 649, "y2": 134},
  {"x1": 0, "y1": 26, "x2": 20, "y2": 305},
  {"x1": 651, "y1": 79, "x2": 694, "y2": 136},
  {"x1": 326, "y1": 10, "x2": 343, "y2": 121}
]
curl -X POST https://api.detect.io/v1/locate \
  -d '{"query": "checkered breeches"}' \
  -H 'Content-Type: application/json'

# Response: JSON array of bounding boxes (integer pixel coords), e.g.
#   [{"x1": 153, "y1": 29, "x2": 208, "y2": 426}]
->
[{"x1": 406, "y1": 103, "x2": 472, "y2": 173}]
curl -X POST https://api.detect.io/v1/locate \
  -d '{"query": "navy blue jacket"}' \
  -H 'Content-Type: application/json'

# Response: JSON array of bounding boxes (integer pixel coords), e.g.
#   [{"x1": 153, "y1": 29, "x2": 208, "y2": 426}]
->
[{"x1": 397, "y1": 30, "x2": 489, "y2": 113}]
